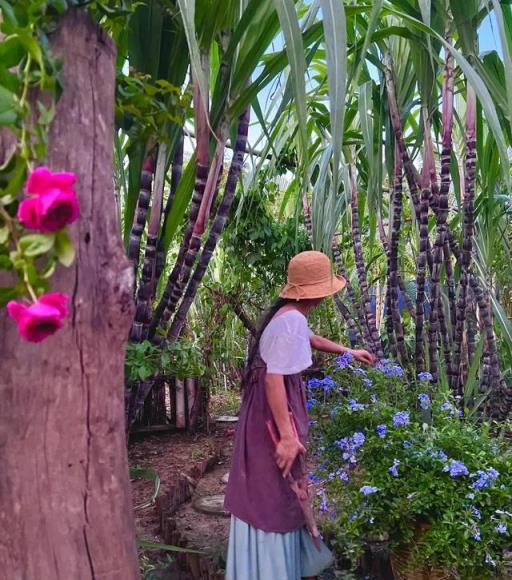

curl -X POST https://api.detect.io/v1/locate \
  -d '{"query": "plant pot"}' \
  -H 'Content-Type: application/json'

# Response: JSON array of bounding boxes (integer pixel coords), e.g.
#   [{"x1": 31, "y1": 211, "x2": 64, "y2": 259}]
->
[
  {"x1": 390, "y1": 522, "x2": 458, "y2": 580},
  {"x1": 390, "y1": 548, "x2": 456, "y2": 580}
]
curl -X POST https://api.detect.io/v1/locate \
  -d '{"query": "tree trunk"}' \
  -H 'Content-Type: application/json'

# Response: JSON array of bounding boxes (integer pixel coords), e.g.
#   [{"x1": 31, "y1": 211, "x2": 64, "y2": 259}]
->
[{"x1": 0, "y1": 11, "x2": 139, "y2": 580}]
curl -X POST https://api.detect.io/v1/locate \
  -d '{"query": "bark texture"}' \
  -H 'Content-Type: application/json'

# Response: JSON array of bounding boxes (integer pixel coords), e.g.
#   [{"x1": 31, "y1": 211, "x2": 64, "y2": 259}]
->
[{"x1": 0, "y1": 11, "x2": 139, "y2": 580}]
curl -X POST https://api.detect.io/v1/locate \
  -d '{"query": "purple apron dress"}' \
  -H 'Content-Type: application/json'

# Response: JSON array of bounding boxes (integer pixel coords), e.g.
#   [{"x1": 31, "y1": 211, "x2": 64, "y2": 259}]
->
[{"x1": 224, "y1": 354, "x2": 333, "y2": 578}]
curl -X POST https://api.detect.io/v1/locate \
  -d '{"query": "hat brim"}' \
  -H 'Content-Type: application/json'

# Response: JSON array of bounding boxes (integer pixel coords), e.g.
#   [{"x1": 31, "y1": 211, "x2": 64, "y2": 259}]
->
[{"x1": 279, "y1": 274, "x2": 347, "y2": 301}]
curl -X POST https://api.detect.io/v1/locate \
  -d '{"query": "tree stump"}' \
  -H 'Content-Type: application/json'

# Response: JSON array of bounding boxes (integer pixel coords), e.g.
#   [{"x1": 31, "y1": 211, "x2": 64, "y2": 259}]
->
[{"x1": 0, "y1": 10, "x2": 139, "y2": 580}]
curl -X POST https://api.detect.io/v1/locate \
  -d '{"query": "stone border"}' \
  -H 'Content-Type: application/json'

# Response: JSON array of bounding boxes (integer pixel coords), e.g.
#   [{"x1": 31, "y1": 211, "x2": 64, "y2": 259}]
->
[{"x1": 155, "y1": 443, "x2": 225, "y2": 579}]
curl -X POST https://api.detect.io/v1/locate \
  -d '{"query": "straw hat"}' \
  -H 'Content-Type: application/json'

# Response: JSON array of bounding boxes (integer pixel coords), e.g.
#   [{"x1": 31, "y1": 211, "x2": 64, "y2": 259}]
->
[{"x1": 280, "y1": 251, "x2": 346, "y2": 300}]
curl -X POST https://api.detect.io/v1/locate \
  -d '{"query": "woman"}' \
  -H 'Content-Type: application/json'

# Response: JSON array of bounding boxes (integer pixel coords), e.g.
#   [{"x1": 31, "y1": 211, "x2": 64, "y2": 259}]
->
[{"x1": 225, "y1": 251, "x2": 375, "y2": 579}]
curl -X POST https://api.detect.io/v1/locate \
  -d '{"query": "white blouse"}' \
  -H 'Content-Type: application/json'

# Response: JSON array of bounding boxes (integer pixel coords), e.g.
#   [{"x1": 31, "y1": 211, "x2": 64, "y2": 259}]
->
[{"x1": 259, "y1": 310, "x2": 314, "y2": 375}]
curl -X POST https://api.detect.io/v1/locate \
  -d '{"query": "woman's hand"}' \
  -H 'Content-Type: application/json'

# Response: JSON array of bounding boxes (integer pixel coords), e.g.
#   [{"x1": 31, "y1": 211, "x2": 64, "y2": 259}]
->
[
  {"x1": 275, "y1": 436, "x2": 306, "y2": 478},
  {"x1": 351, "y1": 349, "x2": 377, "y2": 365}
]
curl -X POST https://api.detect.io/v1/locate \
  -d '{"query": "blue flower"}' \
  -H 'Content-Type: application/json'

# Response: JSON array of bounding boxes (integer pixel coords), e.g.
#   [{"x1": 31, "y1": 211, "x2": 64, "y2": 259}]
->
[
  {"x1": 336, "y1": 352, "x2": 354, "y2": 369},
  {"x1": 360, "y1": 485, "x2": 379, "y2": 495},
  {"x1": 309, "y1": 474, "x2": 322, "y2": 484},
  {"x1": 473, "y1": 530, "x2": 481, "y2": 542},
  {"x1": 353, "y1": 367, "x2": 367, "y2": 376},
  {"x1": 339, "y1": 471, "x2": 349, "y2": 483},
  {"x1": 370, "y1": 393, "x2": 377, "y2": 403},
  {"x1": 440, "y1": 402, "x2": 456, "y2": 416},
  {"x1": 348, "y1": 399, "x2": 367, "y2": 411},
  {"x1": 470, "y1": 506, "x2": 481, "y2": 520},
  {"x1": 471, "y1": 468, "x2": 499, "y2": 490},
  {"x1": 443, "y1": 459, "x2": 469, "y2": 478},
  {"x1": 363, "y1": 378, "x2": 374, "y2": 388},
  {"x1": 436, "y1": 450, "x2": 448, "y2": 461},
  {"x1": 376, "y1": 359, "x2": 404, "y2": 378},
  {"x1": 392, "y1": 411, "x2": 410, "y2": 428},
  {"x1": 485, "y1": 554, "x2": 496, "y2": 568},
  {"x1": 376, "y1": 424, "x2": 387, "y2": 439},
  {"x1": 496, "y1": 523, "x2": 507, "y2": 535},
  {"x1": 404, "y1": 440, "x2": 412, "y2": 447},
  {"x1": 307, "y1": 376, "x2": 336, "y2": 392},
  {"x1": 352, "y1": 432, "x2": 366, "y2": 448},
  {"x1": 418, "y1": 393, "x2": 431, "y2": 410},
  {"x1": 418, "y1": 371, "x2": 433, "y2": 382},
  {"x1": 389, "y1": 458, "x2": 400, "y2": 478},
  {"x1": 307, "y1": 398, "x2": 317, "y2": 410}
]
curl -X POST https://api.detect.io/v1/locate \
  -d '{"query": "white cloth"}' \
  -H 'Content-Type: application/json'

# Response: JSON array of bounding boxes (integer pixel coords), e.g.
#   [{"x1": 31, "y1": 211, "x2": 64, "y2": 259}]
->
[{"x1": 259, "y1": 310, "x2": 314, "y2": 375}]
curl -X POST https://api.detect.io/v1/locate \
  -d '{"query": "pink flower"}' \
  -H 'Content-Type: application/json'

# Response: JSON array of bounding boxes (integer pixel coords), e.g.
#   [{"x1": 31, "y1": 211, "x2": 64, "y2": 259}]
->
[
  {"x1": 7, "y1": 293, "x2": 69, "y2": 343},
  {"x1": 17, "y1": 166, "x2": 79, "y2": 232}
]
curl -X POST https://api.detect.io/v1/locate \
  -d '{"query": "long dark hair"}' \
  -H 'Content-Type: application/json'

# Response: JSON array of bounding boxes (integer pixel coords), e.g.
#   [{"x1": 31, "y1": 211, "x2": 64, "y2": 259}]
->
[{"x1": 243, "y1": 297, "x2": 293, "y2": 384}]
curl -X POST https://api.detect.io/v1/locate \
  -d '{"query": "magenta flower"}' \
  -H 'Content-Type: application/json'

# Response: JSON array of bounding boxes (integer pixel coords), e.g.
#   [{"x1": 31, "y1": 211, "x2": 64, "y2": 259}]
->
[
  {"x1": 7, "y1": 293, "x2": 69, "y2": 342},
  {"x1": 18, "y1": 166, "x2": 79, "y2": 232}
]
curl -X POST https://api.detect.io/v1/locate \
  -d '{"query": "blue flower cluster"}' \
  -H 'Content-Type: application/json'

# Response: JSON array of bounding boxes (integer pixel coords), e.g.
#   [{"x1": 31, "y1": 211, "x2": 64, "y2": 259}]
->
[
  {"x1": 418, "y1": 371, "x2": 433, "y2": 382},
  {"x1": 308, "y1": 376, "x2": 337, "y2": 392},
  {"x1": 348, "y1": 399, "x2": 368, "y2": 412},
  {"x1": 362, "y1": 377, "x2": 374, "y2": 388},
  {"x1": 496, "y1": 523, "x2": 507, "y2": 535},
  {"x1": 393, "y1": 411, "x2": 410, "y2": 428},
  {"x1": 336, "y1": 351, "x2": 354, "y2": 369},
  {"x1": 443, "y1": 459, "x2": 469, "y2": 478},
  {"x1": 418, "y1": 393, "x2": 431, "y2": 410},
  {"x1": 471, "y1": 468, "x2": 499, "y2": 490},
  {"x1": 470, "y1": 506, "x2": 481, "y2": 520},
  {"x1": 376, "y1": 358, "x2": 405, "y2": 378},
  {"x1": 335, "y1": 431, "x2": 365, "y2": 464}
]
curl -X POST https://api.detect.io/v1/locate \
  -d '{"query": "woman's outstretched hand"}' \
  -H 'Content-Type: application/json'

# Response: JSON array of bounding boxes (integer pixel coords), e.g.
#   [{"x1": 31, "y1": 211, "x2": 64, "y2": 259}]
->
[
  {"x1": 351, "y1": 349, "x2": 377, "y2": 366},
  {"x1": 275, "y1": 436, "x2": 306, "y2": 478}
]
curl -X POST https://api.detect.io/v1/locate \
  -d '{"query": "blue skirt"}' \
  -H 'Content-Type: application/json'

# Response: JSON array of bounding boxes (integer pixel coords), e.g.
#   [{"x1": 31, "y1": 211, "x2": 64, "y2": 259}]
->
[{"x1": 225, "y1": 516, "x2": 334, "y2": 579}]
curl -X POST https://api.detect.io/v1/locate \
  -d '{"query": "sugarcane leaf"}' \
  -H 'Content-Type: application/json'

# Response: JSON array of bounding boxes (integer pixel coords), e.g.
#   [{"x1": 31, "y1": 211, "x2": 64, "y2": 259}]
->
[
  {"x1": 273, "y1": 0, "x2": 308, "y2": 167},
  {"x1": 320, "y1": 0, "x2": 347, "y2": 197},
  {"x1": 491, "y1": 0, "x2": 512, "y2": 125},
  {"x1": 130, "y1": 466, "x2": 161, "y2": 510},
  {"x1": 176, "y1": 0, "x2": 210, "y2": 123},
  {"x1": 464, "y1": 333, "x2": 484, "y2": 407},
  {"x1": 54, "y1": 230, "x2": 76, "y2": 267},
  {"x1": 384, "y1": 4, "x2": 511, "y2": 186},
  {"x1": 162, "y1": 155, "x2": 197, "y2": 255},
  {"x1": 137, "y1": 538, "x2": 203, "y2": 554},
  {"x1": 490, "y1": 291, "x2": 512, "y2": 345}
]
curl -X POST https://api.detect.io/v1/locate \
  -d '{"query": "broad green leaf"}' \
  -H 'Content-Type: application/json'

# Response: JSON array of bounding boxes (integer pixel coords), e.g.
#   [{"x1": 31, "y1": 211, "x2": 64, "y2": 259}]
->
[
  {"x1": 0, "y1": 35, "x2": 24, "y2": 68},
  {"x1": 19, "y1": 233, "x2": 55, "y2": 257},
  {"x1": 54, "y1": 230, "x2": 76, "y2": 267},
  {"x1": 0, "y1": 85, "x2": 18, "y2": 126},
  {"x1": 0, "y1": 225, "x2": 9, "y2": 244},
  {"x1": 0, "y1": 286, "x2": 17, "y2": 307}
]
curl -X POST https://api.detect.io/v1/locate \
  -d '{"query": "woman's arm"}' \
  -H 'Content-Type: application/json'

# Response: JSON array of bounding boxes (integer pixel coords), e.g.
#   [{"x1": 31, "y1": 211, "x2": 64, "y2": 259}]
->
[
  {"x1": 310, "y1": 334, "x2": 376, "y2": 365},
  {"x1": 265, "y1": 373, "x2": 305, "y2": 477}
]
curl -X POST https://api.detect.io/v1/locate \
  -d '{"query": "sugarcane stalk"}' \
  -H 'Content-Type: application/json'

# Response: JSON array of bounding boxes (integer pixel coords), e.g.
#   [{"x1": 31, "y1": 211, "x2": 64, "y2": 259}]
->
[
  {"x1": 130, "y1": 143, "x2": 168, "y2": 342},
  {"x1": 149, "y1": 77, "x2": 210, "y2": 341},
  {"x1": 388, "y1": 147, "x2": 408, "y2": 364},
  {"x1": 331, "y1": 238, "x2": 374, "y2": 349},
  {"x1": 469, "y1": 275, "x2": 506, "y2": 417},
  {"x1": 128, "y1": 153, "x2": 156, "y2": 279},
  {"x1": 167, "y1": 109, "x2": 249, "y2": 343},
  {"x1": 155, "y1": 132, "x2": 184, "y2": 282},
  {"x1": 349, "y1": 153, "x2": 383, "y2": 357},
  {"x1": 451, "y1": 84, "x2": 477, "y2": 397},
  {"x1": 428, "y1": 42, "x2": 455, "y2": 382}
]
